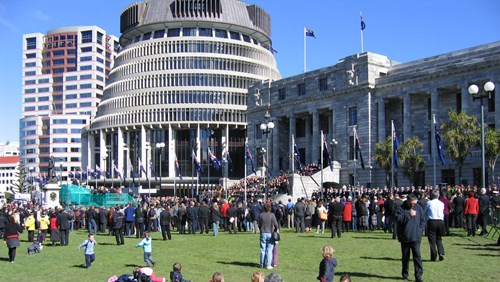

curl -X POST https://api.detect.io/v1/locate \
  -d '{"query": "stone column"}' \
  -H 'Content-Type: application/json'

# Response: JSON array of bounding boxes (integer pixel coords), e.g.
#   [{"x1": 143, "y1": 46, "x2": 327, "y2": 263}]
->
[
  {"x1": 305, "y1": 115, "x2": 311, "y2": 164},
  {"x1": 272, "y1": 118, "x2": 279, "y2": 173},
  {"x1": 377, "y1": 98, "x2": 386, "y2": 143},
  {"x1": 99, "y1": 129, "x2": 106, "y2": 170},
  {"x1": 403, "y1": 94, "x2": 411, "y2": 141},
  {"x1": 312, "y1": 109, "x2": 320, "y2": 165},
  {"x1": 117, "y1": 127, "x2": 125, "y2": 179},
  {"x1": 431, "y1": 90, "x2": 439, "y2": 122},
  {"x1": 168, "y1": 124, "x2": 175, "y2": 177},
  {"x1": 289, "y1": 115, "x2": 296, "y2": 172},
  {"x1": 460, "y1": 82, "x2": 470, "y2": 113}
]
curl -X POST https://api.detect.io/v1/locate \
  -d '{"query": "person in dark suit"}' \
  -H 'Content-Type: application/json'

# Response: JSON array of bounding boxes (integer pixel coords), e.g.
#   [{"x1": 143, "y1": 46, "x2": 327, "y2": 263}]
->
[
  {"x1": 396, "y1": 194, "x2": 425, "y2": 282},
  {"x1": 98, "y1": 206, "x2": 108, "y2": 233},
  {"x1": 478, "y1": 188, "x2": 490, "y2": 236},
  {"x1": 135, "y1": 204, "x2": 147, "y2": 238},
  {"x1": 452, "y1": 192, "x2": 465, "y2": 228},
  {"x1": 57, "y1": 208, "x2": 73, "y2": 246},
  {"x1": 294, "y1": 198, "x2": 305, "y2": 233},
  {"x1": 198, "y1": 201, "x2": 210, "y2": 234},
  {"x1": 113, "y1": 207, "x2": 125, "y2": 245},
  {"x1": 160, "y1": 205, "x2": 172, "y2": 240}
]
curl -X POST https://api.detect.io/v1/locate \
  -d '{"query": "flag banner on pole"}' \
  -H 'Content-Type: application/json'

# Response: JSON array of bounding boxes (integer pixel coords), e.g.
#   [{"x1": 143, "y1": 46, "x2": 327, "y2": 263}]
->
[
  {"x1": 305, "y1": 28, "x2": 316, "y2": 38},
  {"x1": 138, "y1": 157, "x2": 147, "y2": 178},
  {"x1": 392, "y1": 121, "x2": 400, "y2": 168},
  {"x1": 227, "y1": 151, "x2": 233, "y2": 177},
  {"x1": 150, "y1": 162, "x2": 157, "y2": 181},
  {"x1": 82, "y1": 171, "x2": 87, "y2": 180},
  {"x1": 128, "y1": 158, "x2": 136, "y2": 181},
  {"x1": 434, "y1": 117, "x2": 446, "y2": 165},
  {"x1": 113, "y1": 163, "x2": 122, "y2": 179},
  {"x1": 208, "y1": 148, "x2": 221, "y2": 171},
  {"x1": 270, "y1": 46, "x2": 278, "y2": 54},
  {"x1": 354, "y1": 128, "x2": 365, "y2": 170},
  {"x1": 69, "y1": 171, "x2": 74, "y2": 178},
  {"x1": 175, "y1": 155, "x2": 183, "y2": 180},
  {"x1": 246, "y1": 147, "x2": 256, "y2": 174},
  {"x1": 192, "y1": 150, "x2": 204, "y2": 175},
  {"x1": 294, "y1": 143, "x2": 304, "y2": 171},
  {"x1": 322, "y1": 136, "x2": 333, "y2": 171},
  {"x1": 94, "y1": 164, "x2": 102, "y2": 178},
  {"x1": 263, "y1": 156, "x2": 273, "y2": 178},
  {"x1": 75, "y1": 170, "x2": 81, "y2": 179},
  {"x1": 361, "y1": 16, "x2": 366, "y2": 30}
]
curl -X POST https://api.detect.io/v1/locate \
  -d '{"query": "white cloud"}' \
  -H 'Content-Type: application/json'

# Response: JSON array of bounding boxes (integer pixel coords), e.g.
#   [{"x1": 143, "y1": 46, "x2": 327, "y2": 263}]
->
[{"x1": 32, "y1": 10, "x2": 50, "y2": 21}]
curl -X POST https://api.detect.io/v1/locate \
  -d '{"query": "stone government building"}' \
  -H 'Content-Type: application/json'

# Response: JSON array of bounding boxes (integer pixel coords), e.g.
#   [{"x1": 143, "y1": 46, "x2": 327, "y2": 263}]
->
[{"x1": 247, "y1": 41, "x2": 500, "y2": 189}]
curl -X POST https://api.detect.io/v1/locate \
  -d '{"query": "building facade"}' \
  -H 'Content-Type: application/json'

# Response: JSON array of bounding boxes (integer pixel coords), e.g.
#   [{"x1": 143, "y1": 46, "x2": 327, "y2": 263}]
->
[
  {"x1": 0, "y1": 156, "x2": 20, "y2": 193},
  {"x1": 247, "y1": 41, "x2": 500, "y2": 189},
  {"x1": 20, "y1": 26, "x2": 118, "y2": 180},
  {"x1": 83, "y1": 0, "x2": 280, "y2": 189}
]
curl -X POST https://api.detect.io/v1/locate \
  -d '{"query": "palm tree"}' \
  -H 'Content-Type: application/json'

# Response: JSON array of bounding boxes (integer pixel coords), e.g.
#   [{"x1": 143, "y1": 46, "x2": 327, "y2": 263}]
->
[
  {"x1": 373, "y1": 136, "x2": 398, "y2": 187},
  {"x1": 398, "y1": 137, "x2": 425, "y2": 187},
  {"x1": 441, "y1": 110, "x2": 480, "y2": 185},
  {"x1": 485, "y1": 128, "x2": 500, "y2": 185}
]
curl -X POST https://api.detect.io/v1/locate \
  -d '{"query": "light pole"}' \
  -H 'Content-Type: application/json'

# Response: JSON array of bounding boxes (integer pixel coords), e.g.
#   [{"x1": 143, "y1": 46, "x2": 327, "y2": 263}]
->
[
  {"x1": 331, "y1": 139, "x2": 338, "y2": 161},
  {"x1": 102, "y1": 151, "x2": 108, "y2": 188},
  {"x1": 59, "y1": 164, "x2": 63, "y2": 185},
  {"x1": 156, "y1": 142, "x2": 165, "y2": 195},
  {"x1": 468, "y1": 81, "x2": 495, "y2": 189},
  {"x1": 260, "y1": 111, "x2": 274, "y2": 201}
]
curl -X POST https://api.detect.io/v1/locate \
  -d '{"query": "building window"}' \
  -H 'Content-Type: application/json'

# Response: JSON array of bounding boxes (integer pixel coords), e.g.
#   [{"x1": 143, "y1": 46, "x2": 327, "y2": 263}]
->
[
  {"x1": 26, "y1": 53, "x2": 36, "y2": 59},
  {"x1": 278, "y1": 88, "x2": 286, "y2": 100},
  {"x1": 53, "y1": 128, "x2": 68, "y2": 134},
  {"x1": 97, "y1": 32, "x2": 103, "y2": 45},
  {"x1": 38, "y1": 78, "x2": 49, "y2": 83},
  {"x1": 297, "y1": 83, "x2": 306, "y2": 96},
  {"x1": 215, "y1": 29, "x2": 227, "y2": 38},
  {"x1": 81, "y1": 30, "x2": 93, "y2": 43},
  {"x1": 456, "y1": 91, "x2": 462, "y2": 113},
  {"x1": 296, "y1": 118, "x2": 306, "y2": 138},
  {"x1": 81, "y1": 47, "x2": 92, "y2": 53},
  {"x1": 66, "y1": 103, "x2": 77, "y2": 109},
  {"x1": 199, "y1": 28, "x2": 212, "y2": 37},
  {"x1": 26, "y1": 37, "x2": 37, "y2": 50},
  {"x1": 229, "y1": 31, "x2": 240, "y2": 40},
  {"x1": 319, "y1": 78, "x2": 328, "y2": 91},
  {"x1": 65, "y1": 94, "x2": 77, "y2": 99},
  {"x1": 442, "y1": 169, "x2": 456, "y2": 186},
  {"x1": 183, "y1": 28, "x2": 196, "y2": 37},
  {"x1": 53, "y1": 50, "x2": 64, "y2": 56},
  {"x1": 143, "y1": 32, "x2": 151, "y2": 40},
  {"x1": 153, "y1": 30, "x2": 164, "y2": 39},
  {"x1": 348, "y1": 107, "x2": 357, "y2": 126},
  {"x1": 167, "y1": 28, "x2": 180, "y2": 37}
]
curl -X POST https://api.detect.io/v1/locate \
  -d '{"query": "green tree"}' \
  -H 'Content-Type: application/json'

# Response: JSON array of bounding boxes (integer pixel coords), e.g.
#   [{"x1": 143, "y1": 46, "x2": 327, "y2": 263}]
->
[
  {"x1": 441, "y1": 110, "x2": 480, "y2": 185},
  {"x1": 373, "y1": 136, "x2": 398, "y2": 188},
  {"x1": 485, "y1": 128, "x2": 500, "y2": 185},
  {"x1": 13, "y1": 165, "x2": 32, "y2": 194},
  {"x1": 398, "y1": 136, "x2": 425, "y2": 187}
]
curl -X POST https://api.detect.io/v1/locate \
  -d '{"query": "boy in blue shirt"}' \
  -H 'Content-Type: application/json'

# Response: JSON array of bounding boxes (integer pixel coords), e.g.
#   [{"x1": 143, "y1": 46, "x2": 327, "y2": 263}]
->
[
  {"x1": 135, "y1": 231, "x2": 156, "y2": 267},
  {"x1": 77, "y1": 233, "x2": 97, "y2": 269}
]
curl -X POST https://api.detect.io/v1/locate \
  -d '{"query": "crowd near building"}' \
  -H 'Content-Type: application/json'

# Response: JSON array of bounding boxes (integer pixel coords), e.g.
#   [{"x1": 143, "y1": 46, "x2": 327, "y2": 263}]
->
[
  {"x1": 16, "y1": 0, "x2": 500, "y2": 197},
  {"x1": 20, "y1": 26, "x2": 119, "y2": 182}
]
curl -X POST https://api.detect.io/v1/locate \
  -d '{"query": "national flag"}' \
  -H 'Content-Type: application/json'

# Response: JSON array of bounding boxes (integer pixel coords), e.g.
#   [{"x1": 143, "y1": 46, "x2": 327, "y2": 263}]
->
[
  {"x1": 82, "y1": 171, "x2": 87, "y2": 180},
  {"x1": 392, "y1": 121, "x2": 400, "y2": 168},
  {"x1": 192, "y1": 150, "x2": 204, "y2": 174},
  {"x1": 106, "y1": 171, "x2": 111, "y2": 178},
  {"x1": 227, "y1": 151, "x2": 233, "y2": 176},
  {"x1": 322, "y1": 135, "x2": 333, "y2": 171},
  {"x1": 263, "y1": 156, "x2": 273, "y2": 178},
  {"x1": 208, "y1": 148, "x2": 221, "y2": 171},
  {"x1": 270, "y1": 46, "x2": 278, "y2": 54},
  {"x1": 138, "y1": 157, "x2": 147, "y2": 177},
  {"x1": 113, "y1": 163, "x2": 122, "y2": 179},
  {"x1": 128, "y1": 158, "x2": 136, "y2": 182},
  {"x1": 354, "y1": 128, "x2": 365, "y2": 170},
  {"x1": 361, "y1": 16, "x2": 366, "y2": 31},
  {"x1": 175, "y1": 155, "x2": 183, "y2": 180},
  {"x1": 68, "y1": 171, "x2": 74, "y2": 178},
  {"x1": 305, "y1": 28, "x2": 316, "y2": 38},
  {"x1": 75, "y1": 170, "x2": 81, "y2": 179},
  {"x1": 294, "y1": 143, "x2": 304, "y2": 171},
  {"x1": 434, "y1": 116, "x2": 446, "y2": 165},
  {"x1": 150, "y1": 162, "x2": 157, "y2": 181},
  {"x1": 246, "y1": 147, "x2": 256, "y2": 174}
]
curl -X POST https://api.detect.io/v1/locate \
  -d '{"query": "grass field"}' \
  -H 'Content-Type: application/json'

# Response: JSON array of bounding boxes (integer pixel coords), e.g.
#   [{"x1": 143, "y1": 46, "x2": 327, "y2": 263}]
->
[{"x1": 1, "y1": 226, "x2": 499, "y2": 282}]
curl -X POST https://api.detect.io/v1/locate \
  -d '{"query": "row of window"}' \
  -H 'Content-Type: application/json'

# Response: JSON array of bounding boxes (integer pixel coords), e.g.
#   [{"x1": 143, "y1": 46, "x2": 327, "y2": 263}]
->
[
  {"x1": 93, "y1": 107, "x2": 246, "y2": 129},
  {"x1": 40, "y1": 65, "x2": 108, "y2": 75},
  {"x1": 276, "y1": 78, "x2": 329, "y2": 101},
  {"x1": 107, "y1": 73, "x2": 253, "y2": 95},
  {"x1": 131, "y1": 27, "x2": 261, "y2": 46},
  {"x1": 99, "y1": 90, "x2": 246, "y2": 114},
  {"x1": 112, "y1": 56, "x2": 269, "y2": 80},
  {"x1": 25, "y1": 78, "x2": 50, "y2": 85},
  {"x1": 116, "y1": 40, "x2": 271, "y2": 66}
]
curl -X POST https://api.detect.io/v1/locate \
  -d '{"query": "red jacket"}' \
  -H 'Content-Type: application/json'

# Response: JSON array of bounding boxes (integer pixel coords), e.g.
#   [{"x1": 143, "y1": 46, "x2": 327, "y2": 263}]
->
[
  {"x1": 465, "y1": 197, "x2": 479, "y2": 215},
  {"x1": 343, "y1": 202, "x2": 352, "y2": 222}
]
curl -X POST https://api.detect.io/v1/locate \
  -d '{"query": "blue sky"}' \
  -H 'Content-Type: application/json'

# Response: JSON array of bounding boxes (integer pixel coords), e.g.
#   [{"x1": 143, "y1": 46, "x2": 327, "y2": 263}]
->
[{"x1": 0, "y1": 0, "x2": 499, "y2": 142}]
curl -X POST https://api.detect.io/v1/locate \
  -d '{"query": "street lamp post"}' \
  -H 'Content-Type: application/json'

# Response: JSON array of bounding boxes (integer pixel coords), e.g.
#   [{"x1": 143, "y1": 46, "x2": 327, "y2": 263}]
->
[
  {"x1": 102, "y1": 151, "x2": 108, "y2": 188},
  {"x1": 156, "y1": 142, "x2": 165, "y2": 197},
  {"x1": 468, "y1": 81, "x2": 495, "y2": 189},
  {"x1": 260, "y1": 111, "x2": 274, "y2": 201},
  {"x1": 331, "y1": 139, "x2": 338, "y2": 161}
]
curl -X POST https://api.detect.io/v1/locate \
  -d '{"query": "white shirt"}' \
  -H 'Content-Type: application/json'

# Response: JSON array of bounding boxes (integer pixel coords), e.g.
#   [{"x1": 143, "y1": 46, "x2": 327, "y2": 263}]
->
[{"x1": 425, "y1": 199, "x2": 444, "y2": 220}]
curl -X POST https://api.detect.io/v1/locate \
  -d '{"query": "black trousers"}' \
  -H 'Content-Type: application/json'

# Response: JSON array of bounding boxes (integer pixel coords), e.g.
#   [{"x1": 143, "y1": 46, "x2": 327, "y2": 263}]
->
[
  {"x1": 427, "y1": 220, "x2": 445, "y2": 260},
  {"x1": 331, "y1": 216, "x2": 342, "y2": 238},
  {"x1": 401, "y1": 241, "x2": 423, "y2": 282},
  {"x1": 115, "y1": 228, "x2": 124, "y2": 245},
  {"x1": 161, "y1": 224, "x2": 171, "y2": 240},
  {"x1": 60, "y1": 229, "x2": 69, "y2": 246},
  {"x1": 199, "y1": 218, "x2": 209, "y2": 234}
]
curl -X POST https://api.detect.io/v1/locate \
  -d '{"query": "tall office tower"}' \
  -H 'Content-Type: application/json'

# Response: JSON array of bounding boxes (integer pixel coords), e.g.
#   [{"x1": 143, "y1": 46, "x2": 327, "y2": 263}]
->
[
  {"x1": 20, "y1": 26, "x2": 119, "y2": 181},
  {"x1": 83, "y1": 0, "x2": 280, "y2": 191}
]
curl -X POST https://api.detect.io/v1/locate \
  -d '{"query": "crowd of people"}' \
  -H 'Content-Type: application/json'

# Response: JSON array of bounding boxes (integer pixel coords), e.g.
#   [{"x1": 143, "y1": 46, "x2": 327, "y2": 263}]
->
[{"x1": 1, "y1": 180, "x2": 499, "y2": 281}]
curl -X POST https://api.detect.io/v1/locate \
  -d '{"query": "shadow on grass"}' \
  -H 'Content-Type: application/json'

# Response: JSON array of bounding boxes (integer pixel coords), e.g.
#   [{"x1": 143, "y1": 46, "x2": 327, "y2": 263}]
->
[
  {"x1": 346, "y1": 271, "x2": 401, "y2": 280},
  {"x1": 216, "y1": 260, "x2": 260, "y2": 268},
  {"x1": 71, "y1": 264, "x2": 88, "y2": 269},
  {"x1": 359, "y1": 256, "x2": 400, "y2": 261},
  {"x1": 98, "y1": 242, "x2": 118, "y2": 246},
  {"x1": 352, "y1": 236, "x2": 390, "y2": 240},
  {"x1": 0, "y1": 257, "x2": 11, "y2": 262}
]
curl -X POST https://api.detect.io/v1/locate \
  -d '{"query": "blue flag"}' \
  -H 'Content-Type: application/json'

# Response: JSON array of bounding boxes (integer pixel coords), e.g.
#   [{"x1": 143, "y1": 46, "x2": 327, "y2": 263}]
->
[
  {"x1": 208, "y1": 148, "x2": 221, "y2": 171},
  {"x1": 435, "y1": 119, "x2": 446, "y2": 165},
  {"x1": 305, "y1": 28, "x2": 316, "y2": 38},
  {"x1": 392, "y1": 122, "x2": 400, "y2": 168},
  {"x1": 192, "y1": 150, "x2": 204, "y2": 175},
  {"x1": 354, "y1": 128, "x2": 365, "y2": 170},
  {"x1": 294, "y1": 143, "x2": 304, "y2": 171},
  {"x1": 246, "y1": 147, "x2": 256, "y2": 174},
  {"x1": 361, "y1": 16, "x2": 366, "y2": 31},
  {"x1": 175, "y1": 156, "x2": 183, "y2": 180},
  {"x1": 150, "y1": 162, "x2": 157, "y2": 181}
]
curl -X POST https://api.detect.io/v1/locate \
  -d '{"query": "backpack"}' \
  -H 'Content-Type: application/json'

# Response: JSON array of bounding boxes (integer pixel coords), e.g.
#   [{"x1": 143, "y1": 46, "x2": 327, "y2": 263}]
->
[{"x1": 305, "y1": 206, "x2": 311, "y2": 217}]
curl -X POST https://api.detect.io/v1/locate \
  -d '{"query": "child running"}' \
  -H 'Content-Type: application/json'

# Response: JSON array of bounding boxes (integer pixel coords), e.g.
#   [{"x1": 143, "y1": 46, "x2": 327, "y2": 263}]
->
[
  {"x1": 135, "y1": 231, "x2": 156, "y2": 267},
  {"x1": 77, "y1": 233, "x2": 97, "y2": 269}
]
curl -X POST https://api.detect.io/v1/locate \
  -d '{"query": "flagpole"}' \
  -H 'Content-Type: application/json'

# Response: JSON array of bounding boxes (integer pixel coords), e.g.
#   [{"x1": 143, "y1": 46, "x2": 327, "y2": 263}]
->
[
  {"x1": 174, "y1": 154, "x2": 177, "y2": 199},
  {"x1": 391, "y1": 120, "x2": 394, "y2": 195},
  {"x1": 360, "y1": 11, "x2": 364, "y2": 53},
  {"x1": 303, "y1": 27, "x2": 306, "y2": 73},
  {"x1": 244, "y1": 138, "x2": 248, "y2": 202},
  {"x1": 432, "y1": 114, "x2": 437, "y2": 189},
  {"x1": 353, "y1": 127, "x2": 357, "y2": 188},
  {"x1": 320, "y1": 130, "x2": 324, "y2": 200}
]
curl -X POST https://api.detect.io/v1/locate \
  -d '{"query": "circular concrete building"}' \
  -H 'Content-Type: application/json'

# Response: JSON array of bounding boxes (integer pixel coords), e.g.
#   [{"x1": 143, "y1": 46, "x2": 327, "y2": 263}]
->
[{"x1": 83, "y1": 0, "x2": 280, "y2": 193}]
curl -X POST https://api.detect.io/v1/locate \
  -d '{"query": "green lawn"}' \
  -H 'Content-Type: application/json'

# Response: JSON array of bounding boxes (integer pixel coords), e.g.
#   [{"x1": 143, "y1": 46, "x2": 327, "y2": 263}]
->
[{"x1": 1, "y1": 227, "x2": 499, "y2": 282}]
